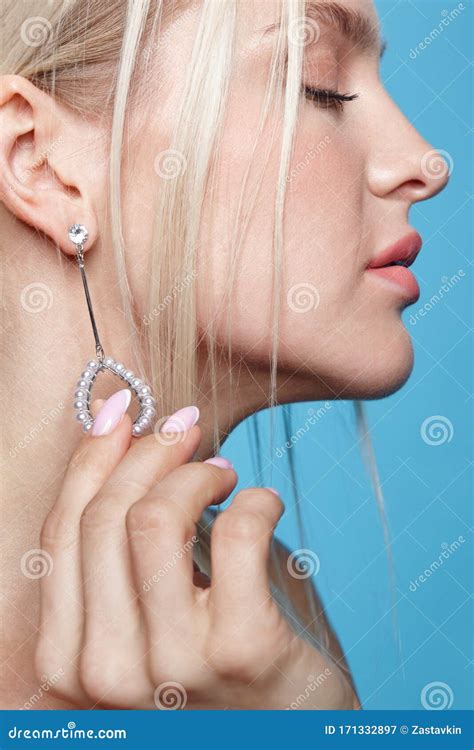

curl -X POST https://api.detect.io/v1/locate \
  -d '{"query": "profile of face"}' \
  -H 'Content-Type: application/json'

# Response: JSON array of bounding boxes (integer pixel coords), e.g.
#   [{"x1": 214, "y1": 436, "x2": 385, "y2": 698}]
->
[
  {"x1": 126, "y1": 0, "x2": 449, "y2": 401},
  {"x1": 0, "y1": 0, "x2": 450, "y2": 418}
]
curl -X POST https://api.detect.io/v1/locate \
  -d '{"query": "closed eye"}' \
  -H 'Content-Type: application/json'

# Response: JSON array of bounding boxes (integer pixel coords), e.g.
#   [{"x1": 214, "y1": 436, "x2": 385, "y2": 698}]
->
[{"x1": 303, "y1": 86, "x2": 359, "y2": 111}]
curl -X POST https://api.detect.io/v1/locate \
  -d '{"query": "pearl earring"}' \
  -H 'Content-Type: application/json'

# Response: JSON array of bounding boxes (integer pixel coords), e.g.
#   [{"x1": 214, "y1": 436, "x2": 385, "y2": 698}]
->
[{"x1": 69, "y1": 224, "x2": 156, "y2": 436}]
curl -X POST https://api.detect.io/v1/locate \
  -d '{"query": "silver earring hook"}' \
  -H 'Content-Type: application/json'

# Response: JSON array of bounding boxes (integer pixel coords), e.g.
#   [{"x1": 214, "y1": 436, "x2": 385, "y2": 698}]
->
[{"x1": 68, "y1": 224, "x2": 104, "y2": 362}]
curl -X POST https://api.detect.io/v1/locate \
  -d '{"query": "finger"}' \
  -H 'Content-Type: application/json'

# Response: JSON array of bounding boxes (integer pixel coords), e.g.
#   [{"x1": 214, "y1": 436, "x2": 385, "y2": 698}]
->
[
  {"x1": 209, "y1": 488, "x2": 284, "y2": 625},
  {"x1": 36, "y1": 395, "x2": 133, "y2": 702},
  {"x1": 79, "y1": 423, "x2": 203, "y2": 705},
  {"x1": 127, "y1": 461, "x2": 237, "y2": 634}
]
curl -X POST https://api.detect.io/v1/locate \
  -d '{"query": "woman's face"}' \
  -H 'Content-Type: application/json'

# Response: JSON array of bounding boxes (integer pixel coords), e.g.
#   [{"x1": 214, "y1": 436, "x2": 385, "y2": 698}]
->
[{"x1": 126, "y1": 0, "x2": 449, "y2": 401}]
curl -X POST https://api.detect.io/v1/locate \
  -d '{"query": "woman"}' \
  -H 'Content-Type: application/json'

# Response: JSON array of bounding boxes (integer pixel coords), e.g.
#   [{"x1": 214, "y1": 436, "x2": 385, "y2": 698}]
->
[{"x1": 0, "y1": 0, "x2": 449, "y2": 710}]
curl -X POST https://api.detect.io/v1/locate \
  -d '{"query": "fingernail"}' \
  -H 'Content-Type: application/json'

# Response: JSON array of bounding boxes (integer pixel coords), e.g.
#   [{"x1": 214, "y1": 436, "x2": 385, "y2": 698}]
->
[
  {"x1": 264, "y1": 487, "x2": 280, "y2": 496},
  {"x1": 159, "y1": 405, "x2": 199, "y2": 433},
  {"x1": 91, "y1": 389, "x2": 131, "y2": 437},
  {"x1": 204, "y1": 456, "x2": 233, "y2": 469}
]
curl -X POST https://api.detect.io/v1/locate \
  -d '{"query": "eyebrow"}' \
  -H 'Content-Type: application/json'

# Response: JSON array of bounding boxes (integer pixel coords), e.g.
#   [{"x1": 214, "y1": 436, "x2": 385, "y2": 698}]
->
[{"x1": 262, "y1": 1, "x2": 386, "y2": 58}]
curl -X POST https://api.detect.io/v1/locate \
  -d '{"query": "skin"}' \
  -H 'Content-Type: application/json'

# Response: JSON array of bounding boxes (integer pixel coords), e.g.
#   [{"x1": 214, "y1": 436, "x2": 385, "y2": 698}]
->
[{"x1": 0, "y1": 0, "x2": 448, "y2": 709}]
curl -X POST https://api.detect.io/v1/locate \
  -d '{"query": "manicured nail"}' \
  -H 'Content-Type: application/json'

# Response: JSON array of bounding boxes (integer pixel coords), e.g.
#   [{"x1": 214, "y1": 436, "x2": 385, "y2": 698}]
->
[
  {"x1": 204, "y1": 456, "x2": 233, "y2": 469},
  {"x1": 265, "y1": 487, "x2": 280, "y2": 496},
  {"x1": 159, "y1": 405, "x2": 200, "y2": 433},
  {"x1": 91, "y1": 389, "x2": 131, "y2": 437}
]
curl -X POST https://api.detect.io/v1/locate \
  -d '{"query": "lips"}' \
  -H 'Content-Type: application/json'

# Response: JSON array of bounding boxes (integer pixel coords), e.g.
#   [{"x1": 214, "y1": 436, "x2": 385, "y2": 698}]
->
[{"x1": 366, "y1": 231, "x2": 422, "y2": 302}]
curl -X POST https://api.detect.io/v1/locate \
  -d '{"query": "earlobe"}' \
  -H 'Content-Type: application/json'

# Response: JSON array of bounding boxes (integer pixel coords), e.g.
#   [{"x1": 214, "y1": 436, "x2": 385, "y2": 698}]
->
[{"x1": 0, "y1": 74, "x2": 100, "y2": 255}]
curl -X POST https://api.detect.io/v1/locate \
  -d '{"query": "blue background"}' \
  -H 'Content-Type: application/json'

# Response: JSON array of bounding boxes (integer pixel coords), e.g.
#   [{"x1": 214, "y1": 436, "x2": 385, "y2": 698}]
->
[{"x1": 222, "y1": 0, "x2": 473, "y2": 711}]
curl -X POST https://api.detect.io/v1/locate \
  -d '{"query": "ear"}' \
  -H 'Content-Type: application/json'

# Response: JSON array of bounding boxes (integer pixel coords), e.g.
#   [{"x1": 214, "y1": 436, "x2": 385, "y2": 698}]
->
[{"x1": 0, "y1": 74, "x2": 105, "y2": 255}]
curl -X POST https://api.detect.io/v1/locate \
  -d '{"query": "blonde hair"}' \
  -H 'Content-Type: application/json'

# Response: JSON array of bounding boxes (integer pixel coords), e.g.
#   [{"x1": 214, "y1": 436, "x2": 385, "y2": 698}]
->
[{"x1": 2, "y1": 0, "x2": 389, "y2": 698}]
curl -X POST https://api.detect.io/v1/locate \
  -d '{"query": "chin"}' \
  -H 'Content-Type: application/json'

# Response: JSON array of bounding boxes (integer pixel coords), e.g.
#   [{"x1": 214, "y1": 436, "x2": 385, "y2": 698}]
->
[{"x1": 349, "y1": 329, "x2": 415, "y2": 400}]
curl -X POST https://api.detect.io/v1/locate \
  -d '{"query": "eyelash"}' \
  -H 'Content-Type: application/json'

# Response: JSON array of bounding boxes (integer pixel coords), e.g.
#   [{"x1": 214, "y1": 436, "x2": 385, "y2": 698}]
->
[{"x1": 303, "y1": 86, "x2": 358, "y2": 111}]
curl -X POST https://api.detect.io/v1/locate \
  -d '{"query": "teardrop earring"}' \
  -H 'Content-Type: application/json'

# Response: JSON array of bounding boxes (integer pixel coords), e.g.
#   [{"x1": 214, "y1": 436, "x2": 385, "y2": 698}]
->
[{"x1": 69, "y1": 223, "x2": 156, "y2": 436}]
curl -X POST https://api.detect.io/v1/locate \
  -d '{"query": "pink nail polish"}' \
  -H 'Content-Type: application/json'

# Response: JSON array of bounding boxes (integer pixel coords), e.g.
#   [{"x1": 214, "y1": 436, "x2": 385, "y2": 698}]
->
[
  {"x1": 204, "y1": 456, "x2": 233, "y2": 469},
  {"x1": 91, "y1": 389, "x2": 131, "y2": 437},
  {"x1": 264, "y1": 487, "x2": 279, "y2": 496},
  {"x1": 159, "y1": 405, "x2": 200, "y2": 433}
]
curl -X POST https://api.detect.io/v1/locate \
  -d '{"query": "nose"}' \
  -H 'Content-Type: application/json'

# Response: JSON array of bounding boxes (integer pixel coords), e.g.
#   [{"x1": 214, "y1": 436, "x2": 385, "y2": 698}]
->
[{"x1": 367, "y1": 93, "x2": 450, "y2": 205}]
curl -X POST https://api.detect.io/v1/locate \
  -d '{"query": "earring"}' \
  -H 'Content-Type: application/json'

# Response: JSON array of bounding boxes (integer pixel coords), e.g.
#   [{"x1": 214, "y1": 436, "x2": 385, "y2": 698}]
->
[{"x1": 69, "y1": 223, "x2": 156, "y2": 436}]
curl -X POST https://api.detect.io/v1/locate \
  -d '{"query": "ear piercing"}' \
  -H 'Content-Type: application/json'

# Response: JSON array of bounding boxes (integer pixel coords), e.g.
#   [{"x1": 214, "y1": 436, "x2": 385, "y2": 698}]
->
[{"x1": 69, "y1": 224, "x2": 156, "y2": 436}]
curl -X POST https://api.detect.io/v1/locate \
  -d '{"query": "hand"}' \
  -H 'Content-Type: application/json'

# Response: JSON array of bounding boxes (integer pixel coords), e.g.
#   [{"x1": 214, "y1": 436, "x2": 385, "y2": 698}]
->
[{"x1": 36, "y1": 400, "x2": 354, "y2": 709}]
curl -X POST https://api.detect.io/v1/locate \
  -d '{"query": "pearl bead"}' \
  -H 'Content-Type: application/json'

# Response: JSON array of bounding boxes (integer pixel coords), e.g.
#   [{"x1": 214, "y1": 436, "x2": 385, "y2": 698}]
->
[
  {"x1": 87, "y1": 360, "x2": 98, "y2": 369},
  {"x1": 81, "y1": 370, "x2": 92, "y2": 379},
  {"x1": 105, "y1": 357, "x2": 114, "y2": 366},
  {"x1": 76, "y1": 412, "x2": 88, "y2": 422},
  {"x1": 139, "y1": 417, "x2": 150, "y2": 428},
  {"x1": 115, "y1": 363, "x2": 124, "y2": 371},
  {"x1": 132, "y1": 378, "x2": 142, "y2": 388},
  {"x1": 144, "y1": 407, "x2": 155, "y2": 417},
  {"x1": 74, "y1": 400, "x2": 85, "y2": 409},
  {"x1": 125, "y1": 370, "x2": 134, "y2": 379},
  {"x1": 83, "y1": 422, "x2": 93, "y2": 432},
  {"x1": 75, "y1": 389, "x2": 86, "y2": 399},
  {"x1": 132, "y1": 424, "x2": 142, "y2": 435},
  {"x1": 139, "y1": 386, "x2": 150, "y2": 396},
  {"x1": 77, "y1": 380, "x2": 88, "y2": 388},
  {"x1": 143, "y1": 397, "x2": 154, "y2": 406}
]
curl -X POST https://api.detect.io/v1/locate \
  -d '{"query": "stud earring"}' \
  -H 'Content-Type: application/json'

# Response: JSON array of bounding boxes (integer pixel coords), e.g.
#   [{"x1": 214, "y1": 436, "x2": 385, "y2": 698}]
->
[{"x1": 69, "y1": 223, "x2": 156, "y2": 436}]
